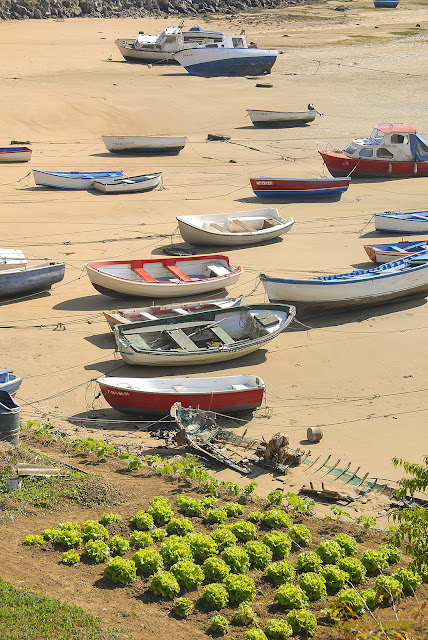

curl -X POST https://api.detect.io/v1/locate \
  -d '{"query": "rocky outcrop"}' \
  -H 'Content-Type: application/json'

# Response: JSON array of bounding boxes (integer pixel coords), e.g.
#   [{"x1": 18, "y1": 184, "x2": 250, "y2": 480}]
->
[{"x1": 0, "y1": 0, "x2": 320, "y2": 20}]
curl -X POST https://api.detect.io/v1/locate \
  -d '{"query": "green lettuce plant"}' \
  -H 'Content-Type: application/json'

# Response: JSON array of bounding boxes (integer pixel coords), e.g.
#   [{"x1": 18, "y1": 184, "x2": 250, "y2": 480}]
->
[
  {"x1": 263, "y1": 509, "x2": 291, "y2": 529},
  {"x1": 176, "y1": 495, "x2": 206, "y2": 517},
  {"x1": 262, "y1": 531, "x2": 292, "y2": 558},
  {"x1": 334, "y1": 533, "x2": 358, "y2": 556},
  {"x1": 231, "y1": 520, "x2": 257, "y2": 541},
  {"x1": 321, "y1": 564, "x2": 348, "y2": 591},
  {"x1": 203, "y1": 557, "x2": 231, "y2": 583},
  {"x1": 392, "y1": 568, "x2": 422, "y2": 594},
  {"x1": 286, "y1": 609, "x2": 317, "y2": 636},
  {"x1": 379, "y1": 543, "x2": 402, "y2": 565},
  {"x1": 130, "y1": 530, "x2": 153, "y2": 549},
  {"x1": 211, "y1": 526, "x2": 237, "y2": 551},
  {"x1": 151, "y1": 527, "x2": 167, "y2": 542},
  {"x1": 245, "y1": 631, "x2": 267, "y2": 640},
  {"x1": 232, "y1": 602, "x2": 259, "y2": 626},
  {"x1": 296, "y1": 551, "x2": 322, "y2": 573},
  {"x1": 150, "y1": 570, "x2": 180, "y2": 598},
  {"x1": 266, "y1": 560, "x2": 295, "y2": 585},
  {"x1": 103, "y1": 557, "x2": 136, "y2": 584},
  {"x1": 202, "y1": 583, "x2": 229, "y2": 610},
  {"x1": 316, "y1": 540, "x2": 344, "y2": 564},
  {"x1": 147, "y1": 496, "x2": 174, "y2": 525},
  {"x1": 360, "y1": 588, "x2": 382, "y2": 610},
  {"x1": 170, "y1": 560, "x2": 204, "y2": 589},
  {"x1": 61, "y1": 549, "x2": 80, "y2": 566},
  {"x1": 99, "y1": 513, "x2": 122, "y2": 525},
  {"x1": 361, "y1": 549, "x2": 388, "y2": 574},
  {"x1": 210, "y1": 614, "x2": 229, "y2": 635},
  {"x1": 247, "y1": 511, "x2": 264, "y2": 523},
  {"x1": 83, "y1": 539, "x2": 110, "y2": 563},
  {"x1": 129, "y1": 511, "x2": 154, "y2": 531},
  {"x1": 187, "y1": 532, "x2": 218, "y2": 562},
  {"x1": 245, "y1": 541, "x2": 273, "y2": 569},
  {"x1": 108, "y1": 535, "x2": 130, "y2": 556},
  {"x1": 223, "y1": 574, "x2": 256, "y2": 604},
  {"x1": 337, "y1": 588, "x2": 365, "y2": 616},
  {"x1": 160, "y1": 536, "x2": 193, "y2": 566},
  {"x1": 374, "y1": 575, "x2": 403, "y2": 603},
  {"x1": 206, "y1": 508, "x2": 228, "y2": 524},
  {"x1": 132, "y1": 548, "x2": 163, "y2": 575},
  {"x1": 223, "y1": 502, "x2": 244, "y2": 517},
  {"x1": 173, "y1": 597, "x2": 193, "y2": 618},
  {"x1": 338, "y1": 557, "x2": 366, "y2": 582},
  {"x1": 274, "y1": 584, "x2": 309, "y2": 609},
  {"x1": 221, "y1": 545, "x2": 250, "y2": 573},
  {"x1": 287, "y1": 524, "x2": 312, "y2": 547},
  {"x1": 264, "y1": 619, "x2": 292, "y2": 639},
  {"x1": 166, "y1": 517, "x2": 194, "y2": 537},
  {"x1": 82, "y1": 520, "x2": 109, "y2": 542},
  {"x1": 298, "y1": 572, "x2": 327, "y2": 601},
  {"x1": 23, "y1": 534, "x2": 45, "y2": 546}
]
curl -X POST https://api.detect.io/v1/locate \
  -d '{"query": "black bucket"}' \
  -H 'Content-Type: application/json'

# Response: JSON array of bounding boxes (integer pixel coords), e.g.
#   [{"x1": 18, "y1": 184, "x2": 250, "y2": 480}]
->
[{"x1": 0, "y1": 391, "x2": 20, "y2": 445}]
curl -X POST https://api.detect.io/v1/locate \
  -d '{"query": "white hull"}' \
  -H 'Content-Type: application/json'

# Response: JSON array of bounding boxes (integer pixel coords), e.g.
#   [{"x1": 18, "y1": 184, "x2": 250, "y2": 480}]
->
[
  {"x1": 262, "y1": 262, "x2": 428, "y2": 312},
  {"x1": 115, "y1": 39, "x2": 176, "y2": 63},
  {"x1": 93, "y1": 173, "x2": 162, "y2": 194},
  {"x1": 177, "y1": 208, "x2": 294, "y2": 246},
  {"x1": 374, "y1": 214, "x2": 428, "y2": 233},
  {"x1": 173, "y1": 47, "x2": 277, "y2": 77},
  {"x1": 0, "y1": 149, "x2": 32, "y2": 162},
  {"x1": 33, "y1": 169, "x2": 123, "y2": 190},
  {"x1": 86, "y1": 258, "x2": 243, "y2": 298},
  {"x1": 102, "y1": 136, "x2": 187, "y2": 154},
  {"x1": 247, "y1": 110, "x2": 315, "y2": 126},
  {"x1": 118, "y1": 340, "x2": 263, "y2": 365},
  {"x1": 98, "y1": 374, "x2": 264, "y2": 393}
]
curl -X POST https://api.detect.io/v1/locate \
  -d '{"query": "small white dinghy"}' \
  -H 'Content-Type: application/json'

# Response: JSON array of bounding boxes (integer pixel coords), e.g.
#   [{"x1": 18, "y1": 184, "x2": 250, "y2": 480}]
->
[
  {"x1": 246, "y1": 110, "x2": 316, "y2": 128},
  {"x1": 102, "y1": 136, "x2": 187, "y2": 154},
  {"x1": 0, "y1": 249, "x2": 27, "y2": 270},
  {"x1": 97, "y1": 374, "x2": 266, "y2": 415},
  {"x1": 93, "y1": 172, "x2": 162, "y2": 194},
  {"x1": 177, "y1": 208, "x2": 294, "y2": 246},
  {"x1": 85, "y1": 254, "x2": 243, "y2": 298}
]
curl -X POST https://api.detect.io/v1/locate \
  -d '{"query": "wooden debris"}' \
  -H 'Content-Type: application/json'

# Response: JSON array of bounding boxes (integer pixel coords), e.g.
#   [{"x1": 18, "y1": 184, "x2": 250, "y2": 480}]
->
[
  {"x1": 300, "y1": 481, "x2": 355, "y2": 503},
  {"x1": 16, "y1": 463, "x2": 62, "y2": 477}
]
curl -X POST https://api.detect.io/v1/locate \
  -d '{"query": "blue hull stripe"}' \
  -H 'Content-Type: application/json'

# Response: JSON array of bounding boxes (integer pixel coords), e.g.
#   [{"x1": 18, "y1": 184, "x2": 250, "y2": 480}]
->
[
  {"x1": 254, "y1": 187, "x2": 347, "y2": 198},
  {"x1": 182, "y1": 55, "x2": 277, "y2": 77}
]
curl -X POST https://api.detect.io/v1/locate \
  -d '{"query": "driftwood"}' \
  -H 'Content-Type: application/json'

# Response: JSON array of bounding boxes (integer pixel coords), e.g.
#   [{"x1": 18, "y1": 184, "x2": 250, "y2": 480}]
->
[{"x1": 300, "y1": 481, "x2": 355, "y2": 503}]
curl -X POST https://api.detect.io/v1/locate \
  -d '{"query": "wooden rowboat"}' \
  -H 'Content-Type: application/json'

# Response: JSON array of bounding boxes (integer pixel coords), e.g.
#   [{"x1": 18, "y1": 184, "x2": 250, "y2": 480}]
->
[
  {"x1": 102, "y1": 136, "x2": 187, "y2": 154},
  {"x1": 177, "y1": 208, "x2": 294, "y2": 246},
  {"x1": 33, "y1": 169, "x2": 124, "y2": 190},
  {"x1": 0, "y1": 370, "x2": 22, "y2": 395},
  {"x1": 0, "y1": 147, "x2": 32, "y2": 162},
  {"x1": 364, "y1": 241, "x2": 428, "y2": 263},
  {"x1": 250, "y1": 177, "x2": 350, "y2": 199},
  {"x1": 246, "y1": 110, "x2": 315, "y2": 128},
  {"x1": 114, "y1": 303, "x2": 296, "y2": 366},
  {"x1": 0, "y1": 262, "x2": 65, "y2": 299},
  {"x1": 97, "y1": 374, "x2": 265, "y2": 415},
  {"x1": 85, "y1": 255, "x2": 243, "y2": 298},
  {"x1": 103, "y1": 296, "x2": 242, "y2": 329},
  {"x1": 374, "y1": 211, "x2": 428, "y2": 233},
  {"x1": 261, "y1": 251, "x2": 428, "y2": 315},
  {"x1": 93, "y1": 172, "x2": 162, "y2": 194}
]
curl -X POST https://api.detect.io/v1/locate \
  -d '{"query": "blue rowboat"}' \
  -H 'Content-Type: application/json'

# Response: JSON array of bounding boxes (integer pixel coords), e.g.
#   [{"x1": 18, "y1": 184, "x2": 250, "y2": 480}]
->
[
  {"x1": 261, "y1": 251, "x2": 428, "y2": 315},
  {"x1": 250, "y1": 177, "x2": 350, "y2": 199},
  {"x1": 374, "y1": 211, "x2": 428, "y2": 234},
  {"x1": 32, "y1": 169, "x2": 124, "y2": 190},
  {"x1": 374, "y1": 0, "x2": 399, "y2": 7},
  {"x1": 0, "y1": 370, "x2": 22, "y2": 395},
  {"x1": 0, "y1": 262, "x2": 65, "y2": 300},
  {"x1": 364, "y1": 241, "x2": 428, "y2": 263}
]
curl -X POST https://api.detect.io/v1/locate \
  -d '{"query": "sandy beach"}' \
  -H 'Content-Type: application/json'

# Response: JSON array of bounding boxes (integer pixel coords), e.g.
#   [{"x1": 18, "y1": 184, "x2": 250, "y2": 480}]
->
[{"x1": 0, "y1": 0, "x2": 427, "y2": 521}]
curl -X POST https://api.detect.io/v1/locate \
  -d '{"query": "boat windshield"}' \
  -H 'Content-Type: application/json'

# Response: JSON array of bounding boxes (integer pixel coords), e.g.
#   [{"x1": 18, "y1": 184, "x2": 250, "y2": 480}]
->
[
  {"x1": 344, "y1": 143, "x2": 358, "y2": 155},
  {"x1": 369, "y1": 128, "x2": 385, "y2": 142}
]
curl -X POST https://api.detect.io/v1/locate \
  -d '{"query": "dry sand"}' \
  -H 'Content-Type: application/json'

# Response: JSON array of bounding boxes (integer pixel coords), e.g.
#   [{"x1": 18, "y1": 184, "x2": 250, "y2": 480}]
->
[{"x1": 0, "y1": 0, "x2": 427, "y2": 521}]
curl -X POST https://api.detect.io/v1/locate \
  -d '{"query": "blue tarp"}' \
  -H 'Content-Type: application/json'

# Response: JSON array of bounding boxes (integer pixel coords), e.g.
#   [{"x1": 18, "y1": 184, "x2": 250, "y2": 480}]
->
[{"x1": 410, "y1": 134, "x2": 428, "y2": 162}]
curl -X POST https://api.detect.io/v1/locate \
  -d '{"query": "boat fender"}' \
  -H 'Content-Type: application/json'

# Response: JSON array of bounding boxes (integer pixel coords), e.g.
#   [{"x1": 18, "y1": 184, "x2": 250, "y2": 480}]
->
[
  {"x1": 342, "y1": 160, "x2": 349, "y2": 167},
  {"x1": 388, "y1": 163, "x2": 392, "y2": 174},
  {"x1": 414, "y1": 163, "x2": 418, "y2": 174}
]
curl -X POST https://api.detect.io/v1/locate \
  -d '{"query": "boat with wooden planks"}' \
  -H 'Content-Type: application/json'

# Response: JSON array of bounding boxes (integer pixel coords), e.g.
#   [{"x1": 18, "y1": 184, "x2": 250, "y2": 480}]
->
[
  {"x1": 33, "y1": 169, "x2": 124, "y2": 190},
  {"x1": 246, "y1": 110, "x2": 315, "y2": 128},
  {"x1": 177, "y1": 208, "x2": 294, "y2": 246},
  {"x1": 250, "y1": 177, "x2": 350, "y2": 199},
  {"x1": 364, "y1": 241, "x2": 428, "y2": 263},
  {"x1": 0, "y1": 146, "x2": 32, "y2": 162},
  {"x1": 260, "y1": 251, "x2": 428, "y2": 314},
  {"x1": 103, "y1": 296, "x2": 242, "y2": 329},
  {"x1": 102, "y1": 136, "x2": 187, "y2": 154},
  {"x1": 114, "y1": 303, "x2": 296, "y2": 366},
  {"x1": 374, "y1": 211, "x2": 428, "y2": 233},
  {"x1": 97, "y1": 374, "x2": 265, "y2": 415},
  {"x1": 93, "y1": 172, "x2": 162, "y2": 194},
  {"x1": 85, "y1": 255, "x2": 243, "y2": 298}
]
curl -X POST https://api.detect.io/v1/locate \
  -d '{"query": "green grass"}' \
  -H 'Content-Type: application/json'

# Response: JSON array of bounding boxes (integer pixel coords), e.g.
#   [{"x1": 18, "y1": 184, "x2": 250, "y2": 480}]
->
[{"x1": 0, "y1": 577, "x2": 121, "y2": 639}]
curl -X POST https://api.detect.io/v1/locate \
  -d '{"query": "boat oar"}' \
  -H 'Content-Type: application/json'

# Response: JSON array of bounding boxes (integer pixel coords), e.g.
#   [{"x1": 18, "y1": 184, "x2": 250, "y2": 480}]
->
[{"x1": 308, "y1": 103, "x2": 325, "y2": 117}]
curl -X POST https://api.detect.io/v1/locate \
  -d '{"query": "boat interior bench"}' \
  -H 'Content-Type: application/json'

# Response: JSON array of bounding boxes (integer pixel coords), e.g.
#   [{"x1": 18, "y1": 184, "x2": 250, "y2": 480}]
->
[
  {"x1": 210, "y1": 325, "x2": 235, "y2": 344},
  {"x1": 127, "y1": 335, "x2": 151, "y2": 350},
  {"x1": 203, "y1": 263, "x2": 230, "y2": 277},
  {"x1": 167, "y1": 329, "x2": 200, "y2": 350},
  {"x1": 132, "y1": 265, "x2": 158, "y2": 282},
  {"x1": 165, "y1": 264, "x2": 193, "y2": 282},
  {"x1": 262, "y1": 218, "x2": 281, "y2": 229},
  {"x1": 209, "y1": 223, "x2": 228, "y2": 233},
  {"x1": 231, "y1": 219, "x2": 257, "y2": 232}
]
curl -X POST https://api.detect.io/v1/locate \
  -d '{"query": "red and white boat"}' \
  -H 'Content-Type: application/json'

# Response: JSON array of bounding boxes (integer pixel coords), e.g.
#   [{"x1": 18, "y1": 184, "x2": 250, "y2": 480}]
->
[
  {"x1": 320, "y1": 124, "x2": 428, "y2": 178},
  {"x1": 364, "y1": 240, "x2": 428, "y2": 263},
  {"x1": 250, "y1": 177, "x2": 350, "y2": 199},
  {"x1": 85, "y1": 255, "x2": 243, "y2": 298},
  {"x1": 103, "y1": 296, "x2": 242, "y2": 329},
  {"x1": 97, "y1": 374, "x2": 266, "y2": 415},
  {"x1": 0, "y1": 146, "x2": 32, "y2": 162}
]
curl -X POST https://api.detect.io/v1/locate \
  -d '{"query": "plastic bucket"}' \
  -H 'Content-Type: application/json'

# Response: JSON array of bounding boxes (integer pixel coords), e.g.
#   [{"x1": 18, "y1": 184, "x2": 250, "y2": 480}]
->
[
  {"x1": 307, "y1": 426, "x2": 323, "y2": 443},
  {"x1": 0, "y1": 391, "x2": 20, "y2": 445}
]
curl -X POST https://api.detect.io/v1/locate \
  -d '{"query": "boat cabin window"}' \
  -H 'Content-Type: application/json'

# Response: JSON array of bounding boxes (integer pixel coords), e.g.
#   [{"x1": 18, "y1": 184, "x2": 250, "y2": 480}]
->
[
  {"x1": 344, "y1": 143, "x2": 358, "y2": 154},
  {"x1": 232, "y1": 37, "x2": 245, "y2": 48},
  {"x1": 164, "y1": 36, "x2": 177, "y2": 44},
  {"x1": 376, "y1": 148, "x2": 394, "y2": 159},
  {"x1": 416, "y1": 139, "x2": 428, "y2": 154},
  {"x1": 391, "y1": 134, "x2": 407, "y2": 144},
  {"x1": 359, "y1": 148, "x2": 373, "y2": 157}
]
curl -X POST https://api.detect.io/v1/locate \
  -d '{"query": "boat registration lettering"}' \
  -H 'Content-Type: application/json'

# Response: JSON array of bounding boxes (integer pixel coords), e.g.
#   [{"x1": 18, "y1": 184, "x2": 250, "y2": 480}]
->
[
  {"x1": 108, "y1": 390, "x2": 131, "y2": 396},
  {"x1": 256, "y1": 181, "x2": 273, "y2": 185}
]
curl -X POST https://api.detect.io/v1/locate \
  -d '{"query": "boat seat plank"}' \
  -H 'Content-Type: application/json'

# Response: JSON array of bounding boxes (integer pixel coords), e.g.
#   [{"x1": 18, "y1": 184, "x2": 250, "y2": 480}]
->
[
  {"x1": 123, "y1": 320, "x2": 213, "y2": 335},
  {"x1": 389, "y1": 246, "x2": 407, "y2": 253},
  {"x1": 210, "y1": 223, "x2": 228, "y2": 233},
  {"x1": 210, "y1": 326, "x2": 235, "y2": 344},
  {"x1": 165, "y1": 265, "x2": 193, "y2": 282},
  {"x1": 168, "y1": 329, "x2": 200, "y2": 350},
  {"x1": 262, "y1": 218, "x2": 280, "y2": 229},
  {"x1": 254, "y1": 311, "x2": 278, "y2": 327},
  {"x1": 172, "y1": 385, "x2": 188, "y2": 392},
  {"x1": 139, "y1": 311, "x2": 157, "y2": 320},
  {"x1": 205, "y1": 263, "x2": 230, "y2": 277},
  {"x1": 132, "y1": 266, "x2": 158, "y2": 282},
  {"x1": 127, "y1": 335, "x2": 151, "y2": 350},
  {"x1": 172, "y1": 308, "x2": 189, "y2": 315},
  {"x1": 231, "y1": 219, "x2": 256, "y2": 232}
]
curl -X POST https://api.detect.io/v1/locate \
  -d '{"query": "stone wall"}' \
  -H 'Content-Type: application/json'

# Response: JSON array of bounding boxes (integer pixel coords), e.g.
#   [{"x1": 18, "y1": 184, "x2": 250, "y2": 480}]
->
[{"x1": 0, "y1": 0, "x2": 320, "y2": 21}]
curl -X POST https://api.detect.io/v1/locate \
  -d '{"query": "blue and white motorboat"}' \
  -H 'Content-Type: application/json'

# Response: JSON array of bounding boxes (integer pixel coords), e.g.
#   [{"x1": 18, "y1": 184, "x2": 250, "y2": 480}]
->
[
  {"x1": 0, "y1": 262, "x2": 65, "y2": 299},
  {"x1": 0, "y1": 370, "x2": 22, "y2": 395},
  {"x1": 32, "y1": 169, "x2": 124, "y2": 190},
  {"x1": 374, "y1": 211, "x2": 428, "y2": 234},
  {"x1": 260, "y1": 252, "x2": 428, "y2": 314},
  {"x1": 364, "y1": 240, "x2": 428, "y2": 263},
  {"x1": 173, "y1": 34, "x2": 277, "y2": 77}
]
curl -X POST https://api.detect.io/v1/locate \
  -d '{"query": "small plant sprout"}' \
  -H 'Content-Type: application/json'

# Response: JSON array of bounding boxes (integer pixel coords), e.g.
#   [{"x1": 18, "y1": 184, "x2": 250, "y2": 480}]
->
[{"x1": 357, "y1": 515, "x2": 377, "y2": 530}]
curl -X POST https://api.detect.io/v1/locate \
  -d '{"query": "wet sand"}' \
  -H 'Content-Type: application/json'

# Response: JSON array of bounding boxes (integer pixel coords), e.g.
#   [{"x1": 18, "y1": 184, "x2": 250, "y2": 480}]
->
[{"x1": 0, "y1": 0, "x2": 427, "y2": 519}]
